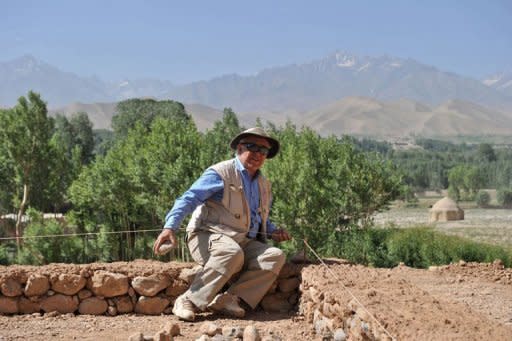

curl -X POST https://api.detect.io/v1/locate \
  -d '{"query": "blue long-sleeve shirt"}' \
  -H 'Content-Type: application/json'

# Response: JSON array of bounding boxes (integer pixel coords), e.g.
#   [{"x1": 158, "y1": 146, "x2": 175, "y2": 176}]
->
[{"x1": 164, "y1": 157, "x2": 277, "y2": 238}]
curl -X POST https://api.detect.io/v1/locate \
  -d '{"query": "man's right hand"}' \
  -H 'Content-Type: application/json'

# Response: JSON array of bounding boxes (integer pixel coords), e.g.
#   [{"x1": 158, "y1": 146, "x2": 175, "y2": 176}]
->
[{"x1": 153, "y1": 228, "x2": 178, "y2": 255}]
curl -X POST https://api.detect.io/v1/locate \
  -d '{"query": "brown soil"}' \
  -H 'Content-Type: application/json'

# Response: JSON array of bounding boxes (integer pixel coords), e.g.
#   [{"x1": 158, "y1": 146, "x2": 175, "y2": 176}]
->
[{"x1": 1, "y1": 259, "x2": 511, "y2": 340}]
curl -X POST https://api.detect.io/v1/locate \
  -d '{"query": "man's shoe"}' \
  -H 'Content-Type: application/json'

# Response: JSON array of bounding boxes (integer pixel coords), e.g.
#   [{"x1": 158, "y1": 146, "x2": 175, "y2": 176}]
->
[
  {"x1": 172, "y1": 294, "x2": 197, "y2": 321},
  {"x1": 207, "y1": 292, "x2": 245, "y2": 318}
]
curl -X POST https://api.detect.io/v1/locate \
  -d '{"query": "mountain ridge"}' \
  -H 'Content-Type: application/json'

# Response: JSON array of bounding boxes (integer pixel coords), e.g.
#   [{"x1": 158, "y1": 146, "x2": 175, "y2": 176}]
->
[
  {"x1": 50, "y1": 96, "x2": 512, "y2": 138},
  {"x1": 4, "y1": 53, "x2": 512, "y2": 137}
]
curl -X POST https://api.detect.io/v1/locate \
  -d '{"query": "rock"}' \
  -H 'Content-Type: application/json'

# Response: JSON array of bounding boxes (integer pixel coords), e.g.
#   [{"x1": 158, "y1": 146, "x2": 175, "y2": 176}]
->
[
  {"x1": 51, "y1": 274, "x2": 87, "y2": 295},
  {"x1": 24, "y1": 274, "x2": 50, "y2": 297},
  {"x1": 195, "y1": 335, "x2": 210, "y2": 341},
  {"x1": 200, "y1": 322, "x2": 221, "y2": 336},
  {"x1": 134, "y1": 296, "x2": 170, "y2": 315},
  {"x1": 314, "y1": 316, "x2": 333, "y2": 338},
  {"x1": 153, "y1": 329, "x2": 171, "y2": 341},
  {"x1": 41, "y1": 294, "x2": 78, "y2": 313},
  {"x1": 493, "y1": 259, "x2": 504, "y2": 268},
  {"x1": 107, "y1": 306, "x2": 117, "y2": 316},
  {"x1": 260, "y1": 293, "x2": 292, "y2": 312},
  {"x1": 1, "y1": 278, "x2": 22, "y2": 297},
  {"x1": 165, "y1": 280, "x2": 188, "y2": 297},
  {"x1": 78, "y1": 289, "x2": 93, "y2": 300},
  {"x1": 0, "y1": 296, "x2": 19, "y2": 314},
  {"x1": 222, "y1": 326, "x2": 243, "y2": 338},
  {"x1": 87, "y1": 271, "x2": 129, "y2": 297},
  {"x1": 19, "y1": 297, "x2": 40, "y2": 314},
  {"x1": 243, "y1": 325, "x2": 261, "y2": 341},
  {"x1": 278, "y1": 263, "x2": 302, "y2": 279},
  {"x1": 277, "y1": 277, "x2": 300, "y2": 293},
  {"x1": 333, "y1": 328, "x2": 347, "y2": 341},
  {"x1": 45, "y1": 310, "x2": 60, "y2": 317},
  {"x1": 163, "y1": 322, "x2": 180, "y2": 337},
  {"x1": 114, "y1": 295, "x2": 134, "y2": 314},
  {"x1": 132, "y1": 274, "x2": 171, "y2": 297},
  {"x1": 79, "y1": 297, "x2": 108, "y2": 315}
]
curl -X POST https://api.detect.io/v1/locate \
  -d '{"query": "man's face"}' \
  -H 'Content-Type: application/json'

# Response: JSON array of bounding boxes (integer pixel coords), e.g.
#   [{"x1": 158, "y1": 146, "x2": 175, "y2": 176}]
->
[{"x1": 237, "y1": 136, "x2": 271, "y2": 175}]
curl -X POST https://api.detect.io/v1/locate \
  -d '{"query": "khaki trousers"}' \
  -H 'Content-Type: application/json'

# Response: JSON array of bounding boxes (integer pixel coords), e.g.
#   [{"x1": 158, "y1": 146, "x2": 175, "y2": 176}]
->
[{"x1": 185, "y1": 230, "x2": 285, "y2": 310}]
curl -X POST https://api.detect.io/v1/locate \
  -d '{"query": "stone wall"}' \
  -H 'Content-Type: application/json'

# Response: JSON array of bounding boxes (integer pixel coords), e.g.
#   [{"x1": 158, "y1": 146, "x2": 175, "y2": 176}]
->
[
  {"x1": 299, "y1": 262, "x2": 393, "y2": 341},
  {"x1": 0, "y1": 261, "x2": 302, "y2": 316}
]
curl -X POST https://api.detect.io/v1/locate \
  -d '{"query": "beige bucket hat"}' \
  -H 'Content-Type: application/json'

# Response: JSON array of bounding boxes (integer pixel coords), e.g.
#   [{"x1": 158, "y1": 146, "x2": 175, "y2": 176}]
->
[{"x1": 230, "y1": 127, "x2": 280, "y2": 159}]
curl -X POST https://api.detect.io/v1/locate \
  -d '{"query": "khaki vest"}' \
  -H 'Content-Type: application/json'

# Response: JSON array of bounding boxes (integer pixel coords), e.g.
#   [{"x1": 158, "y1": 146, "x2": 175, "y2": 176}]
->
[{"x1": 186, "y1": 159, "x2": 272, "y2": 243}]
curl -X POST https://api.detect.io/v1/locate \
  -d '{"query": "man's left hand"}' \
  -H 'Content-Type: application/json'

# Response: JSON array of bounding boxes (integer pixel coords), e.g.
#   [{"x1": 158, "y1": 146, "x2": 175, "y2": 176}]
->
[{"x1": 271, "y1": 228, "x2": 291, "y2": 242}]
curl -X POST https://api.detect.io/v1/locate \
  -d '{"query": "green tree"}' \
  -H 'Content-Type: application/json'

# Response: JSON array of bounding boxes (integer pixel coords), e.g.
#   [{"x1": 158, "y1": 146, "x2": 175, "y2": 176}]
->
[
  {"x1": 18, "y1": 208, "x2": 83, "y2": 264},
  {"x1": 264, "y1": 124, "x2": 402, "y2": 254},
  {"x1": 70, "y1": 112, "x2": 95, "y2": 164},
  {"x1": 477, "y1": 143, "x2": 497, "y2": 162},
  {"x1": 448, "y1": 165, "x2": 483, "y2": 200},
  {"x1": 200, "y1": 107, "x2": 242, "y2": 168},
  {"x1": 497, "y1": 188, "x2": 512, "y2": 208},
  {"x1": 0, "y1": 92, "x2": 53, "y2": 248},
  {"x1": 475, "y1": 190, "x2": 491, "y2": 207},
  {"x1": 69, "y1": 117, "x2": 202, "y2": 261},
  {"x1": 0, "y1": 138, "x2": 15, "y2": 214},
  {"x1": 111, "y1": 98, "x2": 191, "y2": 139}
]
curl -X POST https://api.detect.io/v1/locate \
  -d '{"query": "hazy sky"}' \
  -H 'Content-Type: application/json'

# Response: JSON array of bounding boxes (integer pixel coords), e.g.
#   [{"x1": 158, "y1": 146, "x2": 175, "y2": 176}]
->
[{"x1": 2, "y1": 0, "x2": 511, "y2": 84}]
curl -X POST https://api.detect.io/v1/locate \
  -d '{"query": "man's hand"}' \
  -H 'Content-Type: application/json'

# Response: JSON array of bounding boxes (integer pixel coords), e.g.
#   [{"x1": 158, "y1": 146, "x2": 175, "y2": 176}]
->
[
  {"x1": 153, "y1": 228, "x2": 178, "y2": 255},
  {"x1": 271, "y1": 228, "x2": 291, "y2": 243}
]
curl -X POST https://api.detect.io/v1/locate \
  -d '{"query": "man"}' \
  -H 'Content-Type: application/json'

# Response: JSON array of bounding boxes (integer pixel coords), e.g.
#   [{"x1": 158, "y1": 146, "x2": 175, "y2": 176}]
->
[{"x1": 153, "y1": 127, "x2": 291, "y2": 321}]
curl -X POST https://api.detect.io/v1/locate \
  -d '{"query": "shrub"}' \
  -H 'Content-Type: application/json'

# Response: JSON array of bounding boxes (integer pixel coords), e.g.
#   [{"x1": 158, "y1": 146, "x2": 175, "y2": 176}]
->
[
  {"x1": 475, "y1": 190, "x2": 491, "y2": 207},
  {"x1": 18, "y1": 210, "x2": 83, "y2": 265},
  {"x1": 497, "y1": 188, "x2": 512, "y2": 208},
  {"x1": 386, "y1": 228, "x2": 511, "y2": 268},
  {"x1": 326, "y1": 228, "x2": 395, "y2": 267},
  {"x1": 319, "y1": 227, "x2": 512, "y2": 269}
]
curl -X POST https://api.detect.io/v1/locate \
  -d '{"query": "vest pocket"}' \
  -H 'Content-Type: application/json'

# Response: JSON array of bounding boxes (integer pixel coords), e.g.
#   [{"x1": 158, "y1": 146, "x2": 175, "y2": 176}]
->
[{"x1": 228, "y1": 184, "x2": 244, "y2": 220}]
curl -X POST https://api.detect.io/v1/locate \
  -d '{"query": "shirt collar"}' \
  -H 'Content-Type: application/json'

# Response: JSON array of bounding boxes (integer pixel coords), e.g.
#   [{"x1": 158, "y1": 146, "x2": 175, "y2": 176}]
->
[{"x1": 235, "y1": 156, "x2": 260, "y2": 178}]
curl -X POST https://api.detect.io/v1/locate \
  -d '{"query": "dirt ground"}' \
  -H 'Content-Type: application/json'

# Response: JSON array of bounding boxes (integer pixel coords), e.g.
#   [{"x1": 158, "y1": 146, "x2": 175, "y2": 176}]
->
[{"x1": 1, "y1": 259, "x2": 511, "y2": 341}]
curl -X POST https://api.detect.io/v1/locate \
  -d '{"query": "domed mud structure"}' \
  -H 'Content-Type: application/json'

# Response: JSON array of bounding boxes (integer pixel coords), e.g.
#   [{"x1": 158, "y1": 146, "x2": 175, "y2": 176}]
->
[{"x1": 429, "y1": 196, "x2": 464, "y2": 222}]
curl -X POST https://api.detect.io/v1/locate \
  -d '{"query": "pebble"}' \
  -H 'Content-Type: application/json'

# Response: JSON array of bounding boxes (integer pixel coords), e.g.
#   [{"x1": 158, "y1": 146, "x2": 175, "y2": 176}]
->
[
  {"x1": 243, "y1": 325, "x2": 261, "y2": 341},
  {"x1": 200, "y1": 322, "x2": 221, "y2": 336}
]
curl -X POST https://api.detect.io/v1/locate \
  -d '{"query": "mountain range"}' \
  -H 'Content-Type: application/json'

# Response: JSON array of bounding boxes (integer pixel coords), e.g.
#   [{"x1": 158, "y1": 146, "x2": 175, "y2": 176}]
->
[{"x1": 2, "y1": 53, "x2": 512, "y2": 137}]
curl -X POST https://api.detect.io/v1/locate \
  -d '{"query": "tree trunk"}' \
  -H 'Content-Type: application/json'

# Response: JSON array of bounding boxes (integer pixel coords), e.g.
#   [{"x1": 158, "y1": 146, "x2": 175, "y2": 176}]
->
[{"x1": 15, "y1": 183, "x2": 29, "y2": 250}]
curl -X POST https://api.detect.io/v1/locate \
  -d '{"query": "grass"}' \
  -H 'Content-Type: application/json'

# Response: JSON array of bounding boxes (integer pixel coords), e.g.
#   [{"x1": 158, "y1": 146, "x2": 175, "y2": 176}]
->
[
  {"x1": 374, "y1": 207, "x2": 512, "y2": 249},
  {"x1": 327, "y1": 227, "x2": 512, "y2": 269}
]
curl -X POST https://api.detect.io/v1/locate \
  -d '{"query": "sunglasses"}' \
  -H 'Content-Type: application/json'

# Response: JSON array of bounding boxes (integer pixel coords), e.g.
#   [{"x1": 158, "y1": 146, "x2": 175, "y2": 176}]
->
[{"x1": 241, "y1": 143, "x2": 270, "y2": 156}]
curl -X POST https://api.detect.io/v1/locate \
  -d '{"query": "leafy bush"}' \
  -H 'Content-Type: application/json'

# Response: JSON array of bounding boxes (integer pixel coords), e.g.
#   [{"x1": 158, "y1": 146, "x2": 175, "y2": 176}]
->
[
  {"x1": 386, "y1": 228, "x2": 511, "y2": 268},
  {"x1": 475, "y1": 190, "x2": 491, "y2": 207},
  {"x1": 18, "y1": 210, "x2": 83, "y2": 265},
  {"x1": 497, "y1": 188, "x2": 512, "y2": 208},
  {"x1": 318, "y1": 227, "x2": 511, "y2": 268},
  {"x1": 0, "y1": 244, "x2": 11, "y2": 265}
]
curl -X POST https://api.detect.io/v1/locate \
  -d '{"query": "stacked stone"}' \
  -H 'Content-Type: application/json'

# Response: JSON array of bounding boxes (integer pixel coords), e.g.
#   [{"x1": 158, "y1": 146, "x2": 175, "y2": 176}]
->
[
  {"x1": 0, "y1": 262, "x2": 303, "y2": 317},
  {"x1": 299, "y1": 266, "x2": 392, "y2": 341},
  {"x1": 0, "y1": 266, "x2": 199, "y2": 316},
  {"x1": 260, "y1": 262, "x2": 303, "y2": 313}
]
